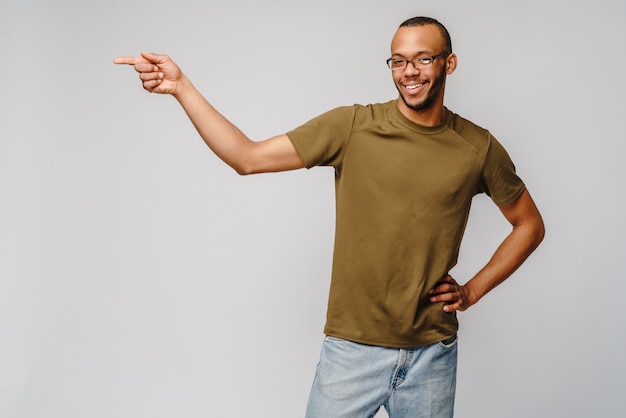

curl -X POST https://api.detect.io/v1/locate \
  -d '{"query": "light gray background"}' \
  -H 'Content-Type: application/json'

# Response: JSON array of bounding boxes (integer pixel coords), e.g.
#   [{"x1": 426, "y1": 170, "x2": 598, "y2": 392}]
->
[{"x1": 1, "y1": 0, "x2": 624, "y2": 417}]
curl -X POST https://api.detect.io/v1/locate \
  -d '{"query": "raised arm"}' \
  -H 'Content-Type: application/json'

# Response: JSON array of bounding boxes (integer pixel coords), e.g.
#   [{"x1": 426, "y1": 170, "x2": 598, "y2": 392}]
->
[
  {"x1": 113, "y1": 52, "x2": 305, "y2": 175},
  {"x1": 429, "y1": 189, "x2": 545, "y2": 312}
]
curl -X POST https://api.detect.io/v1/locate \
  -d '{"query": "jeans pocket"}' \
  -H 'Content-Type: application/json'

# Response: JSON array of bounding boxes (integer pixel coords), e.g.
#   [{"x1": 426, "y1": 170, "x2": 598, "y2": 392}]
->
[{"x1": 438, "y1": 334, "x2": 458, "y2": 349}]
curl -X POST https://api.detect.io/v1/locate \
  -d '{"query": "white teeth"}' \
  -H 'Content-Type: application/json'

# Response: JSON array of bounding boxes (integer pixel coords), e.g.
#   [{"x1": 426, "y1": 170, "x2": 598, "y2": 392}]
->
[{"x1": 406, "y1": 83, "x2": 424, "y2": 89}]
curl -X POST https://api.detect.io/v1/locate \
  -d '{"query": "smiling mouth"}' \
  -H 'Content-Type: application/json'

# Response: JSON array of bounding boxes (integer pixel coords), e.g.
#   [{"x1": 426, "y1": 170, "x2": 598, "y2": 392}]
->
[{"x1": 404, "y1": 82, "x2": 426, "y2": 91}]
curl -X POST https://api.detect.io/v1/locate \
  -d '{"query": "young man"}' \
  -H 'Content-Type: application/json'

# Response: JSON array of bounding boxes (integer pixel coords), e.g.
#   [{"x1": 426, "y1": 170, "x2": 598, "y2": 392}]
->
[{"x1": 115, "y1": 16, "x2": 544, "y2": 418}]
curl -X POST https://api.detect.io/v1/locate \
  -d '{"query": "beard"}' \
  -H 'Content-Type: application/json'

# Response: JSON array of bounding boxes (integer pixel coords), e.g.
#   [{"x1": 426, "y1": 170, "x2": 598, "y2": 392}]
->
[{"x1": 398, "y1": 64, "x2": 447, "y2": 111}]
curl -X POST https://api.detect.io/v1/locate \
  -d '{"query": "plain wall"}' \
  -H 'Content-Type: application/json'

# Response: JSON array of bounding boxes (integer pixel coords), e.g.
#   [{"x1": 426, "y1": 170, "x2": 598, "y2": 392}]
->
[{"x1": 0, "y1": 0, "x2": 624, "y2": 417}]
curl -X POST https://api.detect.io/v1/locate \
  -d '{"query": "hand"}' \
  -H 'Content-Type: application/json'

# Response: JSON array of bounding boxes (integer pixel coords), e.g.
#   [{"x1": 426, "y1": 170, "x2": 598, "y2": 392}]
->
[
  {"x1": 429, "y1": 275, "x2": 472, "y2": 312},
  {"x1": 113, "y1": 52, "x2": 182, "y2": 95}
]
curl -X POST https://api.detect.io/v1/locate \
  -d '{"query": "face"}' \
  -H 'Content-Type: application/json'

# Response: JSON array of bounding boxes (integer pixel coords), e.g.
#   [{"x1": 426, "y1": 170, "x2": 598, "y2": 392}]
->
[{"x1": 390, "y1": 25, "x2": 456, "y2": 115}]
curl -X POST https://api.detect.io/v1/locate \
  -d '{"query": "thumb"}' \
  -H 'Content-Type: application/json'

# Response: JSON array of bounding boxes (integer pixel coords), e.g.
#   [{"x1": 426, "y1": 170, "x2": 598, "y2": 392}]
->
[{"x1": 140, "y1": 51, "x2": 167, "y2": 65}]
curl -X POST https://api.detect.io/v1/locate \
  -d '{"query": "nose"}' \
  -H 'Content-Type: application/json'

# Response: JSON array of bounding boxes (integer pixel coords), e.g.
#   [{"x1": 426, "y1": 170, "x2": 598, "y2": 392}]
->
[{"x1": 403, "y1": 60, "x2": 420, "y2": 75}]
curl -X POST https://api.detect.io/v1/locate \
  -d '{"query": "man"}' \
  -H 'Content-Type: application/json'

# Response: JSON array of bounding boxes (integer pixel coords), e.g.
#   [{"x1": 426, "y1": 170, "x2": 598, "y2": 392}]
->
[{"x1": 115, "y1": 16, "x2": 544, "y2": 418}]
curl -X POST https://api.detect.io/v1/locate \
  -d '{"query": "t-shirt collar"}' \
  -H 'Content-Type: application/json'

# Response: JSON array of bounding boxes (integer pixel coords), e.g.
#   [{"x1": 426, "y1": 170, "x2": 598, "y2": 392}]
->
[{"x1": 391, "y1": 99, "x2": 451, "y2": 135}]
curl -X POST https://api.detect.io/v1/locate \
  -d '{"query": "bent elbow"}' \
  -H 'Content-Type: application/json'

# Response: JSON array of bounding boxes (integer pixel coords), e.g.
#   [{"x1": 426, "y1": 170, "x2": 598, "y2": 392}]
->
[
  {"x1": 232, "y1": 160, "x2": 258, "y2": 176},
  {"x1": 536, "y1": 219, "x2": 546, "y2": 246},
  {"x1": 233, "y1": 165, "x2": 253, "y2": 176},
  {"x1": 529, "y1": 217, "x2": 546, "y2": 252}
]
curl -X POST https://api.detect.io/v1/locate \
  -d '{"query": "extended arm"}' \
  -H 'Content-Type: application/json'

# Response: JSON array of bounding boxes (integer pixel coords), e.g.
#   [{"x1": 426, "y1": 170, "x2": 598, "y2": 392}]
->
[
  {"x1": 429, "y1": 189, "x2": 545, "y2": 312},
  {"x1": 113, "y1": 52, "x2": 305, "y2": 175}
]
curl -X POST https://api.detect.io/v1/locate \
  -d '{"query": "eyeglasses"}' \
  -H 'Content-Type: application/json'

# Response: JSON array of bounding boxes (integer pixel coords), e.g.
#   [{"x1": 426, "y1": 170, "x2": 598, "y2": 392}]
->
[{"x1": 386, "y1": 51, "x2": 450, "y2": 71}]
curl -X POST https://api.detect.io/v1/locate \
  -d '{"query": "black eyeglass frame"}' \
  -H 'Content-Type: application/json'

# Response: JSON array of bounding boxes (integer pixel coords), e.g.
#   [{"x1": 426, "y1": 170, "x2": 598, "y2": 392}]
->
[{"x1": 386, "y1": 51, "x2": 451, "y2": 71}]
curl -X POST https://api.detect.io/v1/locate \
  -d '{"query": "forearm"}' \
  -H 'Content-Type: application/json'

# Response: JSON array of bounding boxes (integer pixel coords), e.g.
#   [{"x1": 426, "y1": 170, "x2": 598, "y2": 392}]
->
[
  {"x1": 464, "y1": 216, "x2": 545, "y2": 306},
  {"x1": 173, "y1": 75, "x2": 255, "y2": 174},
  {"x1": 429, "y1": 189, "x2": 544, "y2": 312}
]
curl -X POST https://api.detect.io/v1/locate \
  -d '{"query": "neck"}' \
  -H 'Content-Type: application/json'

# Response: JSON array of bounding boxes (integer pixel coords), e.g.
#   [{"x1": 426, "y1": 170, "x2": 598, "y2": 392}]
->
[{"x1": 397, "y1": 100, "x2": 447, "y2": 127}]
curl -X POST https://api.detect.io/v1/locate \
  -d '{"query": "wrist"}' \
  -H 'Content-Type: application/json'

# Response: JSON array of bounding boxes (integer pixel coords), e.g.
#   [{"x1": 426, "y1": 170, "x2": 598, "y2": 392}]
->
[
  {"x1": 172, "y1": 74, "x2": 194, "y2": 100},
  {"x1": 462, "y1": 281, "x2": 483, "y2": 308}
]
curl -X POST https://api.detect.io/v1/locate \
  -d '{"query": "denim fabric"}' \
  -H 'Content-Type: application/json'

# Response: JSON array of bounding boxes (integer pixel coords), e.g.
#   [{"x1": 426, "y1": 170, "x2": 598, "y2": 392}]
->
[{"x1": 305, "y1": 335, "x2": 458, "y2": 418}]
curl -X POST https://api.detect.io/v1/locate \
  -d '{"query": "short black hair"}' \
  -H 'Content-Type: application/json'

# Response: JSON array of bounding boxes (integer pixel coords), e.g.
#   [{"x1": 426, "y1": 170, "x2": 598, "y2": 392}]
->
[{"x1": 399, "y1": 16, "x2": 452, "y2": 53}]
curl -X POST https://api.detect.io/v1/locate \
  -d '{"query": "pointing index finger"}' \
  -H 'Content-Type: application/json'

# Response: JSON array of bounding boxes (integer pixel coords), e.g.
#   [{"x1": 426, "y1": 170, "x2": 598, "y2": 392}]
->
[{"x1": 113, "y1": 56, "x2": 145, "y2": 65}]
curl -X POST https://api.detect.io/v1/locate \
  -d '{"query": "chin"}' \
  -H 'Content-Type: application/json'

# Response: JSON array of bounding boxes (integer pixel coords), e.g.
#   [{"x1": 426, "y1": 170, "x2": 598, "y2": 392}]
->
[{"x1": 402, "y1": 95, "x2": 435, "y2": 112}]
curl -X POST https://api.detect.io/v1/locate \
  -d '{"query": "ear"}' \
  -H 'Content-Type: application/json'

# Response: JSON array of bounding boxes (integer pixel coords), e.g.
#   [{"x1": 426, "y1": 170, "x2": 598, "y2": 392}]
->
[{"x1": 445, "y1": 53, "x2": 458, "y2": 75}]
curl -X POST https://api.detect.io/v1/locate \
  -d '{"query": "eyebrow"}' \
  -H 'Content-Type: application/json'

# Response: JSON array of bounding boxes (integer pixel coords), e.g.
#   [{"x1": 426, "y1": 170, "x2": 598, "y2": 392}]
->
[{"x1": 391, "y1": 50, "x2": 433, "y2": 58}]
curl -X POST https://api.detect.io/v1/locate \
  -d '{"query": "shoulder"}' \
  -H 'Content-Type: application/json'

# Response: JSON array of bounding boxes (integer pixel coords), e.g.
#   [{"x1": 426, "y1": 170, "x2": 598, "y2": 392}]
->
[
  {"x1": 445, "y1": 110, "x2": 496, "y2": 156},
  {"x1": 351, "y1": 100, "x2": 397, "y2": 130},
  {"x1": 447, "y1": 110, "x2": 490, "y2": 139},
  {"x1": 304, "y1": 100, "x2": 395, "y2": 132}
]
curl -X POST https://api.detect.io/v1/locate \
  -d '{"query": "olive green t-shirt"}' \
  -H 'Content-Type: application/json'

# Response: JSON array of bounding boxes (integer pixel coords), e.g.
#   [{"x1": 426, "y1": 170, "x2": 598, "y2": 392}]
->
[{"x1": 287, "y1": 99, "x2": 526, "y2": 348}]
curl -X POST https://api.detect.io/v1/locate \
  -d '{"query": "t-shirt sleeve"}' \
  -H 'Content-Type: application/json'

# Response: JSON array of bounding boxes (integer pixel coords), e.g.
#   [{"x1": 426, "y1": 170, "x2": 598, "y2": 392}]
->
[
  {"x1": 478, "y1": 135, "x2": 526, "y2": 206},
  {"x1": 286, "y1": 106, "x2": 356, "y2": 169}
]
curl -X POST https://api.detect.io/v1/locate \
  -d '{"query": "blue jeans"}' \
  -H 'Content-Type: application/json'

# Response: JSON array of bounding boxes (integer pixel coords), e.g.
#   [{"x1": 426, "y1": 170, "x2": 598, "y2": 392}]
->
[{"x1": 305, "y1": 335, "x2": 458, "y2": 418}]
